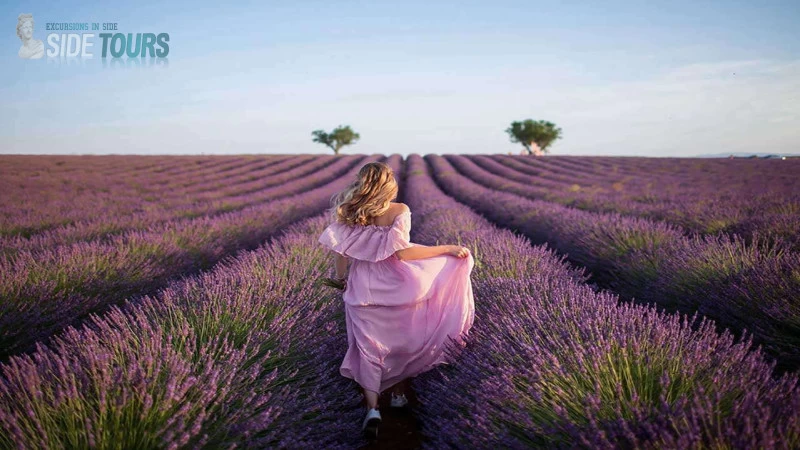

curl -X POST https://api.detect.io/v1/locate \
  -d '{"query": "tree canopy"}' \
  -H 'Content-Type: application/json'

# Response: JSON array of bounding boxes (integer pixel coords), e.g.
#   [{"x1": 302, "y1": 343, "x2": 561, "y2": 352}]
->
[
  {"x1": 311, "y1": 125, "x2": 360, "y2": 155},
  {"x1": 505, "y1": 120, "x2": 562, "y2": 155}
]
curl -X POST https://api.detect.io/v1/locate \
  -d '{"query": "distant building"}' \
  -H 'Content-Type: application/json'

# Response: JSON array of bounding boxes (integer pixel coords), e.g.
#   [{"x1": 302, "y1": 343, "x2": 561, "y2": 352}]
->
[{"x1": 519, "y1": 144, "x2": 545, "y2": 156}]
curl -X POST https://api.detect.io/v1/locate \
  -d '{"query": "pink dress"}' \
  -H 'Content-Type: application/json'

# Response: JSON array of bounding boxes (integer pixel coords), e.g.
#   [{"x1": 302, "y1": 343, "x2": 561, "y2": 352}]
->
[{"x1": 318, "y1": 210, "x2": 475, "y2": 393}]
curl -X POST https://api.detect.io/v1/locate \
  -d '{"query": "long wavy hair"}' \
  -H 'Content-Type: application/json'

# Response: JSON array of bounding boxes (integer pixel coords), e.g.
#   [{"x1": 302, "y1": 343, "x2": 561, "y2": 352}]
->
[{"x1": 331, "y1": 162, "x2": 398, "y2": 226}]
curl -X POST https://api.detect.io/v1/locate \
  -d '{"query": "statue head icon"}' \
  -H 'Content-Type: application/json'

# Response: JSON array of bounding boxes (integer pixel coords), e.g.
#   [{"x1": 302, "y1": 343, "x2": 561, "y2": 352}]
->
[{"x1": 17, "y1": 13, "x2": 44, "y2": 59}]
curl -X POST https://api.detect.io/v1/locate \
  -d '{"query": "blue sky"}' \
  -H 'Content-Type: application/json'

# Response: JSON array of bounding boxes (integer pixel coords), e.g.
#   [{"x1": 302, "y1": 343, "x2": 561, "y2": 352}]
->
[{"x1": 2, "y1": 0, "x2": 799, "y2": 156}]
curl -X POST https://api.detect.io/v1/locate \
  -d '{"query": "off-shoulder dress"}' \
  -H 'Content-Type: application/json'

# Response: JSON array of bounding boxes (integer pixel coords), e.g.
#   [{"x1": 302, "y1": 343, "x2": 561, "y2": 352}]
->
[{"x1": 318, "y1": 210, "x2": 475, "y2": 393}]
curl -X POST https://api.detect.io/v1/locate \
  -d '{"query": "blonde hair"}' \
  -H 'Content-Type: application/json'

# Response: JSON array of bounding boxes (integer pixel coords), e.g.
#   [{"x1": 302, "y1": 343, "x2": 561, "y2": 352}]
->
[{"x1": 332, "y1": 162, "x2": 398, "y2": 226}]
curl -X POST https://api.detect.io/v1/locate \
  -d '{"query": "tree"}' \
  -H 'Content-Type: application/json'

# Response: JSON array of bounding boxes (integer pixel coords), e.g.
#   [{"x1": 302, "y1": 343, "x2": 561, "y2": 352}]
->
[
  {"x1": 505, "y1": 119, "x2": 562, "y2": 156},
  {"x1": 311, "y1": 125, "x2": 360, "y2": 155}
]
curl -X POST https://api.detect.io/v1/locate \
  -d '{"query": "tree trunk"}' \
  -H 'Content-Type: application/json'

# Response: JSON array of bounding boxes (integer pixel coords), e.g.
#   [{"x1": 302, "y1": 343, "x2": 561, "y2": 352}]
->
[{"x1": 529, "y1": 141, "x2": 544, "y2": 156}]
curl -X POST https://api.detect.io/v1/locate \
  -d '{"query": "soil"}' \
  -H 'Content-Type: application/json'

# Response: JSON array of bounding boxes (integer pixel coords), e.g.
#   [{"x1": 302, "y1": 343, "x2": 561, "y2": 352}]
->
[{"x1": 358, "y1": 381, "x2": 422, "y2": 450}]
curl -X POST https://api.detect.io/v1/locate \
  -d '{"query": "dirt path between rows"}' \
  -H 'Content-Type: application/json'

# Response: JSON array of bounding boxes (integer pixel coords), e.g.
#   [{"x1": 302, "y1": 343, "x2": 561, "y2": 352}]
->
[{"x1": 359, "y1": 382, "x2": 422, "y2": 450}]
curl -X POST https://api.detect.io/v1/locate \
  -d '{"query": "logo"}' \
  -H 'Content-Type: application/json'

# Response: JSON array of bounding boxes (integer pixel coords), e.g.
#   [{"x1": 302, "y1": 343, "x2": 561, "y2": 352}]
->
[
  {"x1": 17, "y1": 13, "x2": 44, "y2": 59},
  {"x1": 15, "y1": 14, "x2": 170, "y2": 64}
]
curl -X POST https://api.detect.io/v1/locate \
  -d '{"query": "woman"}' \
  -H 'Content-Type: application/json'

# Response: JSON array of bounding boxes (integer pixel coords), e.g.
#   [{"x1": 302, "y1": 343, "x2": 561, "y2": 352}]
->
[{"x1": 318, "y1": 161, "x2": 475, "y2": 439}]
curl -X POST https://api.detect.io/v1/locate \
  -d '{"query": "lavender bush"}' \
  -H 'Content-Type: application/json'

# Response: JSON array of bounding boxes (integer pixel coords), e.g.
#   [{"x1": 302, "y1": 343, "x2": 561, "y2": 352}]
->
[
  {"x1": 0, "y1": 155, "x2": 261, "y2": 238},
  {"x1": 0, "y1": 155, "x2": 340, "y2": 255},
  {"x1": 404, "y1": 154, "x2": 800, "y2": 448},
  {"x1": 480, "y1": 154, "x2": 800, "y2": 249},
  {"x1": 0, "y1": 155, "x2": 378, "y2": 358},
  {"x1": 0, "y1": 153, "x2": 407, "y2": 449},
  {"x1": 0, "y1": 215, "x2": 365, "y2": 448},
  {"x1": 0, "y1": 153, "x2": 796, "y2": 449},
  {"x1": 429, "y1": 154, "x2": 800, "y2": 370}
]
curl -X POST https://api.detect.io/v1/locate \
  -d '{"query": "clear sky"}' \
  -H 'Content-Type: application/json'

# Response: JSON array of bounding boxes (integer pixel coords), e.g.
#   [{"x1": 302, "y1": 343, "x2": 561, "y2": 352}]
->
[{"x1": 2, "y1": 0, "x2": 799, "y2": 156}]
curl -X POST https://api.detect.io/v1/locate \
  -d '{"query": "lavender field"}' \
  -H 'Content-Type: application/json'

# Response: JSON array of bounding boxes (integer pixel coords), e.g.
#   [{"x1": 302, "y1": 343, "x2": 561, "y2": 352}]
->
[{"x1": 1, "y1": 154, "x2": 799, "y2": 449}]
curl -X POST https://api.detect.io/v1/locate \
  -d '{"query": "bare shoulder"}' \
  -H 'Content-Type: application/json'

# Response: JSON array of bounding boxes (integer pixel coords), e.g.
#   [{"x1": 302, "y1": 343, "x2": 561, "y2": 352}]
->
[
  {"x1": 389, "y1": 203, "x2": 411, "y2": 221},
  {"x1": 391, "y1": 202, "x2": 410, "y2": 216},
  {"x1": 371, "y1": 203, "x2": 410, "y2": 227}
]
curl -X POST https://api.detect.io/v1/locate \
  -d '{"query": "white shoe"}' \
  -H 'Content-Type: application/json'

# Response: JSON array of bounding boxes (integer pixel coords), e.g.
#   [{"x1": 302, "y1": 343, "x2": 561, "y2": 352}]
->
[
  {"x1": 390, "y1": 393, "x2": 408, "y2": 408},
  {"x1": 362, "y1": 407, "x2": 381, "y2": 439}
]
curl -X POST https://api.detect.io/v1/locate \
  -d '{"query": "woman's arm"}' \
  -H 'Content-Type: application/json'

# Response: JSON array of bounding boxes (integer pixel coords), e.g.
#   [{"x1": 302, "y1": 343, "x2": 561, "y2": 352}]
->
[
  {"x1": 395, "y1": 244, "x2": 469, "y2": 261},
  {"x1": 334, "y1": 253, "x2": 349, "y2": 279}
]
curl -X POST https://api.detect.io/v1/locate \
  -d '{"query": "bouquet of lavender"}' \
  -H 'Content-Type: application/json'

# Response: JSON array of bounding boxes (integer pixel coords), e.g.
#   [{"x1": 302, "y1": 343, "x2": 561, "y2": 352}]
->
[{"x1": 317, "y1": 277, "x2": 346, "y2": 291}]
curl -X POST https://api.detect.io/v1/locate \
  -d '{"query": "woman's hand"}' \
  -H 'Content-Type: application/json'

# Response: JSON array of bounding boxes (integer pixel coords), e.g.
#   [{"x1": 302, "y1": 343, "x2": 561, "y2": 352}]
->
[
  {"x1": 396, "y1": 245, "x2": 469, "y2": 261},
  {"x1": 446, "y1": 245, "x2": 470, "y2": 258}
]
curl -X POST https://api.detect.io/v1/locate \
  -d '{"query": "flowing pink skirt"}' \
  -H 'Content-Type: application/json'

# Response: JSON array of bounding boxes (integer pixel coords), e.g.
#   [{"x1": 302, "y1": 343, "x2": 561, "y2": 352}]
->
[{"x1": 340, "y1": 247, "x2": 475, "y2": 393}]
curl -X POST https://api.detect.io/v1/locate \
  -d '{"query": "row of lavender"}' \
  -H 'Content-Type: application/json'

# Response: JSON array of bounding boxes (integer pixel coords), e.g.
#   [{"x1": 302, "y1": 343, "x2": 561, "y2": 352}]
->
[
  {"x1": 2, "y1": 153, "x2": 334, "y2": 241},
  {"x1": 403, "y1": 154, "x2": 800, "y2": 448},
  {"x1": 0, "y1": 156, "x2": 407, "y2": 449},
  {"x1": 0, "y1": 215, "x2": 364, "y2": 448},
  {"x1": 0, "y1": 154, "x2": 318, "y2": 243},
  {"x1": 529, "y1": 154, "x2": 798, "y2": 194},
  {"x1": 0, "y1": 155, "x2": 286, "y2": 237},
  {"x1": 468, "y1": 155, "x2": 800, "y2": 250},
  {"x1": 493, "y1": 154, "x2": 799, "y2": 216},
  {"x1": 0, "y1": 155, "x2": 405, "y2": 448},
  {"x1": 526, "y1": 155, "x2": 799, "y2": 246},
  {"x1": 0, "y1": 154, "x2": 257, "y2": 236},
  {"x1": 434, "y1": 155, "x2": 800, "y2": 371},
  {"x1": 0, "y1": 155, "x2": 385, "y2": 359},
  {"x1": 509, "y1": 154, "x2": 798, "y2": 192},
  {"x1": 8, "y1": 153, "x2": 792, "y2": 253},
  {"x1": 0, "y1": 155, "x2": 339, "y2": 255},
  {"x1": 3, "y1": 154, "x2": 797, "y2": 447}
]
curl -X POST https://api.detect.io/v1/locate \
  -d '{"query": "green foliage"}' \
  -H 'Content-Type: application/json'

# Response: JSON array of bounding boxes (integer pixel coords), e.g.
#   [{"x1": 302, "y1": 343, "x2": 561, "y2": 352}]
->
[
  {"x1": 311, "y1": 125, "x2": 360, "y2": 155},
  {"x1": 505, "y1": 119, "x2": 563, "y2": 155}
]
